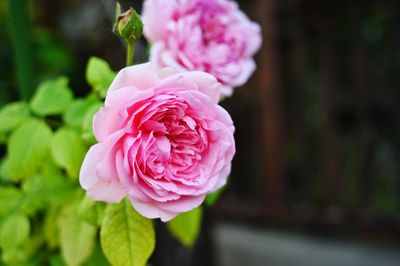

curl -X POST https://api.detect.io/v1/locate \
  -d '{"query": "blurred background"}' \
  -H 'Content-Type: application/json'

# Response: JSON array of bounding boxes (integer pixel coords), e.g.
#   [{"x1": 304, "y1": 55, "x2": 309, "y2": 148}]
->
[{"x1": 1, "y1": 0, "x2": 400, "y2": 265}]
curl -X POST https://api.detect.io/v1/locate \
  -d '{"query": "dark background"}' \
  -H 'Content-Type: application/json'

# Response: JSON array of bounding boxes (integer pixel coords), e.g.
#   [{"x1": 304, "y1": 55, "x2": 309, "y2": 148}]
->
[{"x1": 1, "y1": 0, "x2": 400, "y2": 265}]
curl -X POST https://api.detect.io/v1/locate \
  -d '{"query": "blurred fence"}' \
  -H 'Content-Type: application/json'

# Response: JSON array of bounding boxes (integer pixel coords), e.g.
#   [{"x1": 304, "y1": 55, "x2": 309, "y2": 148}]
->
[{"x1": 216, "y1": 0, "x2": 400, "y2": 237}]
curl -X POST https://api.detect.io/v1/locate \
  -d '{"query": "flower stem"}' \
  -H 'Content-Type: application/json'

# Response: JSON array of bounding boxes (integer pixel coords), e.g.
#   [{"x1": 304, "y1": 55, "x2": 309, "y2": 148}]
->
[{"x1": 126, "y1": 41, "x2": 134, "y2": 66}]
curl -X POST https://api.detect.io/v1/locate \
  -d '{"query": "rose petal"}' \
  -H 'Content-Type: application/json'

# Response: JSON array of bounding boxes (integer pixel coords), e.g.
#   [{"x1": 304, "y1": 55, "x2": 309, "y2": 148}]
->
[
  {"x1": 80, "y1": 144, "x2": 127, "y2": 203},
  {"x1": 107, "y1": 63, "x2": 160, "y2": 95},
  {"x1": 129, "y1": 197, "x2": 177, "y2": 222},
  {"x1": 156, "y1": 194, "x2": 206, "y2": 213}
]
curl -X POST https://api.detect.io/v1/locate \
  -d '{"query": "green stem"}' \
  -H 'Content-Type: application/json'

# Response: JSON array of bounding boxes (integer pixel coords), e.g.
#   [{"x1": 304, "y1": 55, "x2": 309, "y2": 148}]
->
[
  {"x1": 8, "y1": 0, "x2": 35, "y2": 100},
  {"x1": 126, "y1": 41, "x2": 135, "y2": 66}
]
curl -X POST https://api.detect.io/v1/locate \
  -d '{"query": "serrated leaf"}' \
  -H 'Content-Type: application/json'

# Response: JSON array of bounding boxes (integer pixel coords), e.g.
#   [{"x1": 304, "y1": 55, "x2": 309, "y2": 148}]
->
[
  {"x1": 0, "y1": 101, "x2": 30, "y2": 133},
  {"x1": 100, "y1": 198, "x2": 155, "y2": 266},
  {"x1": 0, "y1": 186, "x2": 23, "y2": 216},
  {"x1": 0, "y1": 212, "x2": 30, "y2": 249},
  {"x1": 82, "y1": 103, "x2": 103, "y2": 143},
  {"x1": 59, "y1": 206, "x2": 97, "y2": 266},
  {"x1": 30, "y1": 77, "x2": 73, "y2": 116},
  {"x1": 7, "y1": 119, "x2": 53, "y2": 181},
  {"x1": 86, "y1": 57, "x2": 116, "y2": 98},
  {"x1": 166, "y1": 207, "x2": 203, "y2": 247},
  {"x1": 50, "y1": 127, "x2": 86, "y2": 178}
]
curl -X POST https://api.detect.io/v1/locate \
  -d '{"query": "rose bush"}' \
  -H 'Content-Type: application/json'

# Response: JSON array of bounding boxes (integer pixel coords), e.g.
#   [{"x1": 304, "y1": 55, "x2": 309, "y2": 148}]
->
[
  {"x1": 142, "y1": 0, "x2": 262, "y2": 97},
  {"x1": 79, "y1": 63, "x2": 235, "y2": 221}
]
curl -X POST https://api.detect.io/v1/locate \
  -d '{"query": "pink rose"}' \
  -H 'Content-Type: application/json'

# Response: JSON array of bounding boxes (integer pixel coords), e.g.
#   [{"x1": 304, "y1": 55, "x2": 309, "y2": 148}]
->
[
  {"x1": 79, "y1": 63, "x2": 235, "y2": 221},
  {"x1": 142, "y1": 0, "x2": 262, "y2": 97}
]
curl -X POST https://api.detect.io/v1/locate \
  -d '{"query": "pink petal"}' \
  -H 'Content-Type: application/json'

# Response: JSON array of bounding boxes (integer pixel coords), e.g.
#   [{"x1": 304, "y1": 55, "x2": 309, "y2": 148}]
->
[
  {"x1": 129, "y1": 197, "x2": 177, "y2": 222},
  {"x1": 156, "y1": 194, "x2": 206, "y2": 213},
  {"x1": 178, "y1": 72, "x2": 221, "y2": 104},
  {"x1": 80, "y1": 144, "x2": 127, "y2": 203},
  {"x1": 94, "y1": 87, "x2": 153, "y2": 142},
  {"x1": 142, "y1": 0, "x2": 178, "y2": 42},
  {"x1": 96, "y1": 130, "x2": 125, "y2": 181},
  {"x1": 107, "y1": 63, "x2": 160, "y2": 95}
]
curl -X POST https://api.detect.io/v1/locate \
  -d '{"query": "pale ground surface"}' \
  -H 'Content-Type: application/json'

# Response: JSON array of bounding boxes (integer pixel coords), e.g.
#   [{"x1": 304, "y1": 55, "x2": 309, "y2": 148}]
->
[{"x1": 214, "y1": 223, "x2": 400, "y2": 266}]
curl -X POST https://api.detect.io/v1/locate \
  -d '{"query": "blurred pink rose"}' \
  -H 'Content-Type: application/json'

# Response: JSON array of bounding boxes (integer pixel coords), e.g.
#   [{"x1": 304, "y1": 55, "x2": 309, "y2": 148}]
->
[
  {"x1": 142, "y1": 0, "x2": 262, "y2": 97},
  {"x1": 79, "y1": 63, "x2": 235, "y2": 221}
]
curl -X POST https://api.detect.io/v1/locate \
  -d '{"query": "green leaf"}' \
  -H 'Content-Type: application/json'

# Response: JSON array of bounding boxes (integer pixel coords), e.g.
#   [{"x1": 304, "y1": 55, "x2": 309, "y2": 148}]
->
[
  {"x1": 78, "y1": 195, "x2": 105, "y2": 226},
  {"x1": 41, "y1": 155, "x2": 63, "y2": 177},
  {"x1": 45, "y1": 206, "x2": 62, "y2": 249},
  {"x1": 63, "y1": 99, "x2": 92, "y2": 130},
  {"x1": 1, "y1": 246, "x2": 27, "y2": 265},
  {"x1": 0, "y1": 101, "x2": 30, "y2": 133},
  {"x1": 50, "y1": 127, "x2": 87, "y2": 178},
  {"x1": 0, "y1": 186, "x2": 23, "y2": 216},
  {"x1": 7, "y1": 119, "x2": 53, "y2": 181},
  {"x1": 86, "y1": 57, "x2": 116, "y2": 98},
  {"x1": 59, "y1": 205, "x2": 97, "y2": 266},
  {"x1": 166, "y1": 207, "x2": 203, "y2": 247},
  {"x1": 0, "y1": 212, "x2": 30, "y2": 249},
  {"x1": 100, "y1": 198, "x2": 155, "y2": 266},
  {"x1": 0, "y1": 158, "x2": 11, "y2": 182},
  {"x1": 30, "y1": 77, "x2": 73, "y2": 116},
  {"x1": 22, "y1": 174, "x2": 74, "y2": 215},
  {"x1": 82, "y1": 103, "x2": 103, "y2": 143}
]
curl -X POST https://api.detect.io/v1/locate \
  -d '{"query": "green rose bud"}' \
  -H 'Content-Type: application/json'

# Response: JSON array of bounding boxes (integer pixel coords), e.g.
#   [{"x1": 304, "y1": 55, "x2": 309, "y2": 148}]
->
[{"x1": 114, "y1": 4, "x2": 143, "y2": 44}]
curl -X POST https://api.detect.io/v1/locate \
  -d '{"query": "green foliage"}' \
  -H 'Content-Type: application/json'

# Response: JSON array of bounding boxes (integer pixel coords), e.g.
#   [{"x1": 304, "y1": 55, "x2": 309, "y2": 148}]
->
[
  {"x1": 0, "y1": 69, "x2": 101, "y2": 265},
  {"x1": 86, "y1": 57, "x2": 116, "y2": 98},
  {"x1": 166, "y1": 207, "x2": 203, "y2": 247},
  {"x1": 0, "y1": 101, "x2": 30, "y2": 133},
  {"x1": 44, "y1": 207, "x2": 62, "y2": 250},
  {"x1": 50, "y1": 127, "x2": 86, "y2": 178},
  {"x1": 59, "y1": 204, "x2": 97, "y2": 266},
  {"x1": 22, "y1": 174, "x2": 74, "y2": 215},
  {"x1": 63, "y1": 99, "x2": 93, "y2": 130},
  {"x1": 30, "y1": 77, "x2": 73, "y2": 116},
  {"x1": 7, "y1": 118, "x2": 52, "y2": 181},
  {"x1": 0, "y1": 158, "x2": 11, "y2": 182},
  {"x1": 78, "y1": 195, "x2": 106, "y2": 226},
  {"x1": 0, "y1": 212, "x2": 30, "y2": 249},
  {"x1": 100, "y1": 198, "x2": 155, "y2": 266},
  {"x1": 84, "y1": 242, "x2": 110, "y2": 266},
  {"x1": 0, "y1": 187, "x2": 23, "y2": 216}
]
